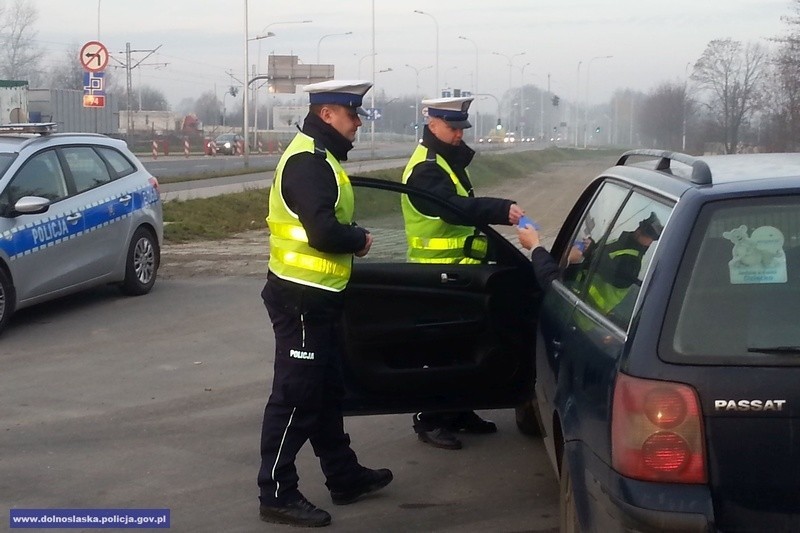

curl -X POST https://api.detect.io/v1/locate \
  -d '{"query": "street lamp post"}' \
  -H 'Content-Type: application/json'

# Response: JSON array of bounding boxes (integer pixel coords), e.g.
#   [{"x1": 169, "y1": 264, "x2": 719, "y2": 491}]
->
[
  {"x1": 575, "y1": 61, "x2": 581, "y2": 147},
  {"x1": 519, "y1": 62, "x2": 531, "y2": 138},
  {"x1": 248, "y1": 20, "x2": 311, "y2": 146},
  {"x1": 317, "y1": 31, "x2": 353, "y2": 64},
  {"x1": 492, "y1": 51, "x2": 525, "y2": 131},
  {"x1": 358, "y1": 52, "x2": 376, "y2": 78},
  {"x1": 458, "y1": 35, "x2": 479, "y2": 142},
  {"x1": 414, "y1": 10, "x2": 439, "y2": 97},
  {"x1": 584, "y1": 55, "x2": 613, "y2": 148},
  {"x1": 370, "y1": 67, "x2": 392, "y2": 150},
  {"x1": 405, "y1": 63, "x2": 432, "y2": 142}
]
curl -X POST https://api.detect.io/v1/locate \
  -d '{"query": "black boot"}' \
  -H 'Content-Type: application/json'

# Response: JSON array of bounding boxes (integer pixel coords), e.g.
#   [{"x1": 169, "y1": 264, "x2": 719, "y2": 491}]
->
[
  {"x1": 330, "y1": 467, "x2": 394, "y2": 505},
  {"x1": 259, "y1": 495, "x2": 331, "y2": 527},
  {"x1": 448, "y1": 411, "x2": 497, "y2": 434}
]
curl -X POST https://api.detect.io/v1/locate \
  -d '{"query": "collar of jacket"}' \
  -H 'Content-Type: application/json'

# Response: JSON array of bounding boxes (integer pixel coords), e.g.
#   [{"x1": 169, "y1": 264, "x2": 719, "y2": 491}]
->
[
  {"x1": 421, "y1": 125, "x2": 475, "y2": 169},
  {"x1": 301, "y1": 112, "x2": 354, "y2": 161}
]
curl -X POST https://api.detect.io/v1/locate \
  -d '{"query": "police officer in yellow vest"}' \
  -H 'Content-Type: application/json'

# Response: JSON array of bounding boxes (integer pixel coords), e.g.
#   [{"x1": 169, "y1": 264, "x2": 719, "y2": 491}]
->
[
  {"x1": 258, "y1": 80, "x2": 392, "y2": 528},
  {"x1": 402, "y1": 95, "x2": 525, "y2": 450},
  {"x1": 583, "y1": 212, "x2": 663, "y2": 317}
]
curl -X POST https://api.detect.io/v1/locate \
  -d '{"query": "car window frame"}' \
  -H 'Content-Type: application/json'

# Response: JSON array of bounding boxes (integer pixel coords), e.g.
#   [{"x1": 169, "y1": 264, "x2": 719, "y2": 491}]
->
[
  {"x1": 0, "y1": 148, "x2": 70, "y2": 213},
  {"x1": 550, "y1": 176, "x2": 676, "y2": 334},
  {"x1": 94, "y1": 145, "x2": 137, "y2": 179},
  {"x1": 59, "y1": 145, "x2": 116, "y2": 194}
]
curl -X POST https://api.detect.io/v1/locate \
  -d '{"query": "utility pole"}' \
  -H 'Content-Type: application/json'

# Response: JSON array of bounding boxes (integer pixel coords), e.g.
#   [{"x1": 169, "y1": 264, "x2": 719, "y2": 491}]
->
[{"x1": 114, "y1": 43, "x2": 163, "y2": 138}]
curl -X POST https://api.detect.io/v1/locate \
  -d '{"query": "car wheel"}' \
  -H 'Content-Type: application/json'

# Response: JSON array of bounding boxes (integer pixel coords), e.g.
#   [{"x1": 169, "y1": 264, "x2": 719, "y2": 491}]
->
[
  {"x1": 559, "y1": 452, "x2": 580, "y2": 533},
  {"x1": 0, "y1": 267, "x2": 15, "y2": 335},
  {"x1": 515, "y1": 398, "x2": 543, "y2": 437},
  {"x1": 120, "y1": 227, "x2": 159, "y2": 296}
]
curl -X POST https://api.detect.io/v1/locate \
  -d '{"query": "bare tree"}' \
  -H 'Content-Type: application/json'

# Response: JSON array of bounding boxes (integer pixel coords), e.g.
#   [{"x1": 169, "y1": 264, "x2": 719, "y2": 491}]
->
[
  {"x1": 47, "y1": 44, "x2": 84, "y2": 90},
  {"x1": 133, "y1": 85, "x2": 169, "y2": 111},
  {"x1": 691, "y1": 39, "x2": 767, "y2": 153},
  {"x1": 638, "y1": 83, "x2": 687, "y2": 150},
  {"x1": 765, "y1": 0, "x2": 800, "y2": 151},
  {"x1": 194, "y1": 91, "x2": 222, "y2": 126},
  {"x1": 0, "y1": 0, "x2": 43, "y2": 84}
]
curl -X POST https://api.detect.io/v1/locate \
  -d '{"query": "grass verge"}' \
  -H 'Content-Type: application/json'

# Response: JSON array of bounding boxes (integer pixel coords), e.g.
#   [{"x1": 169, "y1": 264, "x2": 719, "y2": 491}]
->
[{"x1": 162, "y1": 147, "x2": 618, "y2": 243}]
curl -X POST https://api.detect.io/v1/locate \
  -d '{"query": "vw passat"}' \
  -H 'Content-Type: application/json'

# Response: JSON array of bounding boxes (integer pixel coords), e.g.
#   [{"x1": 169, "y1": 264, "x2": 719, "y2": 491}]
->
[
  {"x1": 0, "y1": 123, "x2": 162, "y2": 334},
  {"x1": 335, "y1": 149, "x2": 800, "y2": 532}
]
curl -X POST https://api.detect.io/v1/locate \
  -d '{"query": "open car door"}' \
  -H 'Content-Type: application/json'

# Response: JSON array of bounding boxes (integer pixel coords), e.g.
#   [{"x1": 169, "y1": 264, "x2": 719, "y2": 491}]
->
[{"x1": 341, "y1": 177, "x2": 540, "y2": 415}]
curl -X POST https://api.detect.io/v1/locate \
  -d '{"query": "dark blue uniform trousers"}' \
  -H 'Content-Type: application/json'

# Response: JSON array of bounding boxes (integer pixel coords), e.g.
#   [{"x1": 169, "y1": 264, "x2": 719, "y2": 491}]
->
[{"x1": 258, "y1": 276, "x2": 361, "y2": 506}]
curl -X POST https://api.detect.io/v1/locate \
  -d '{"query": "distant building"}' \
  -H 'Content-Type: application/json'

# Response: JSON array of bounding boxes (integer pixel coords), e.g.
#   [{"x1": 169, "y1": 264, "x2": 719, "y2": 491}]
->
[
  {"x1": 118, "y1": 110, "x2": 177, "y2": 135},
  {"x1": 0, "y1": 80, "x2": 28, "y2": 124},
  {"x1": 28, "y1": 88, "x2": 118, "y2": 134}
]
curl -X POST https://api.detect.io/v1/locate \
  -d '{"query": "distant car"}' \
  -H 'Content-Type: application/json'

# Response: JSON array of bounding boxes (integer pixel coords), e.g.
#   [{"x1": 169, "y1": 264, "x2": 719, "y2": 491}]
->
[
  {"x1": 0, "y1": 123, "x2": 162, "y2": 335},
  {"x1": 214, "y1": 133, "x2": 243, "y2": 155},
  {"x1": 337, "y1": 149, "x2": 800, "y2": 532}
]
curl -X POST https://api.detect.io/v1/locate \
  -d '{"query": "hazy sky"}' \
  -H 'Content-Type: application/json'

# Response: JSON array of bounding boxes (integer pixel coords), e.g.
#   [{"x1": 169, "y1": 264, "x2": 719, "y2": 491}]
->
[{"x1": 33, "y1": 0, "x2": 794, "y2": 113}]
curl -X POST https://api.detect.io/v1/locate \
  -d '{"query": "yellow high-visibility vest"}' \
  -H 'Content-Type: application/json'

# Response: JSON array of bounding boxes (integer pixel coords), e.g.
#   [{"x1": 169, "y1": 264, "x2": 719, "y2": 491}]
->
[
  {"x1": 266, "y1": 132, "x2": 355, "y2": 292},
  {"x1": 401, "y1": 145, "x2": 481, "y2": 264}
]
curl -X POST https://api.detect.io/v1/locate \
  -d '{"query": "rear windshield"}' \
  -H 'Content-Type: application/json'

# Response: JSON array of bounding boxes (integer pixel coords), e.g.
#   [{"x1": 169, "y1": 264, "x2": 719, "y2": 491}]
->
[{"x1": 662, "y1": 196, "x2": 800, "y2": 366}]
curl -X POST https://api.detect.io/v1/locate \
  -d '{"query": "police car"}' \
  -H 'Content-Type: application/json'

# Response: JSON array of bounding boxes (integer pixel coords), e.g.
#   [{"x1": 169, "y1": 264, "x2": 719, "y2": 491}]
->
[
  {"x1": 338, "y1": 150, "x2": 800, "y2": 531},
  {"x1": 0, "y1": 123, "x2": 162, "y2": 335}
]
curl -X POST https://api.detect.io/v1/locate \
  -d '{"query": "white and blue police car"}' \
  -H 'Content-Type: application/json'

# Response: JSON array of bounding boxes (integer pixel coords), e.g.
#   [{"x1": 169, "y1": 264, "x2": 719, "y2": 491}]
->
[{"x1": 0, "y1": 123, "x2": 162, "y2": 335}]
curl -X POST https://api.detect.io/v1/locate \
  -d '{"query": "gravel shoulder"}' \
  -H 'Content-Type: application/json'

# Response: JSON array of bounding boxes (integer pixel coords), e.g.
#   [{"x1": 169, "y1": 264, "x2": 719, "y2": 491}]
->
[{"x1": 159, "y1": 154, "x2": 616, "y2": 279}]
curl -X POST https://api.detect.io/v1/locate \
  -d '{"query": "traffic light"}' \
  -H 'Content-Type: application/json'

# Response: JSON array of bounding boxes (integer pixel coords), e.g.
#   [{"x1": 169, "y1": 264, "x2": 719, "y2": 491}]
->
[
  {"x1": 551, "y1": 95, "x2": 560, "y2": 107},
  {"x1": 496, "y1": 118, "x2": 502, "y2": 130}
]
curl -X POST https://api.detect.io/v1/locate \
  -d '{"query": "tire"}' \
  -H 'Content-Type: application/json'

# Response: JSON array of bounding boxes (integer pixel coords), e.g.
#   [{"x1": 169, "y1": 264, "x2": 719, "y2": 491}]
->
[
  {"x1": 120, "y1": 227, "x2": 159, "y2": 296},
  {"x1": 515, "y1": 398, "x2": 544, "y2": 437},
  {"x1": 0, "y1": 267, "x2": 15, "y2": 335},
  {"x1": 559, "y1": 452, "x2": 581, "y2": 533}
]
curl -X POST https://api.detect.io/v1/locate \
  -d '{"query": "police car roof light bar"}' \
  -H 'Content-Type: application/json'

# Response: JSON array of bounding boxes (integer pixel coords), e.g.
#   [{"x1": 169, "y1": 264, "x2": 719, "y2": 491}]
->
[
  {"x1": 617, "y1": 149, "x2": 712, "y2": 186},
  {"x1": 0, "y1": 122, "x2": 58, "y2": 135}
]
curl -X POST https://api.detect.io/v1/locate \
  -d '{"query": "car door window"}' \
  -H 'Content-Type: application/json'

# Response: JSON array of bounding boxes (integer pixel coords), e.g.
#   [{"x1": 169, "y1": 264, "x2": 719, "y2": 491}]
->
[
  {"x1": 1, "y1": 150, "x2": 68, "y2": 208},
  {"x1": 562, "y1": 181, "x2": 629, "y2": 290},
  {"x1": 62, "y1": 146, "x2": 113, "y2": 193},
  {"x1": 96, "y1": 146, "x2": 136, "y2": 177},
  {"x1": 578, "y1": 190, "x2": 673, "y2": 329}
]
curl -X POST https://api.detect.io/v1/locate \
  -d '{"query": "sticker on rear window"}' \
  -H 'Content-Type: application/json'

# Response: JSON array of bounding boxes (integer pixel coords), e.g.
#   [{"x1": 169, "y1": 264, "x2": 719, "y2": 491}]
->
[{"x1": 722, "y1": 225, "x2": 787, "y2": 284}]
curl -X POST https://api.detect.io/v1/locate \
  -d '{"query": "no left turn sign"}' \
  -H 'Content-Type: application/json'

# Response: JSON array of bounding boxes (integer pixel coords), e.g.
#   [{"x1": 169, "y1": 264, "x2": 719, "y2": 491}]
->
[{"x1": 80, "y1": 41, "x2": 109, "y2": 72}]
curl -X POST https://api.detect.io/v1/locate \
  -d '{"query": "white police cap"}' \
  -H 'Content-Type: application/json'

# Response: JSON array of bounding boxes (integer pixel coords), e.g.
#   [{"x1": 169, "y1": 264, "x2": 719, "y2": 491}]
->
[
  {"x1": 304, "y1": 79, "x2": 374, "y2": 116},
  {"x1": 422, "y1": 96, "x2": 474, "y2": 129}
]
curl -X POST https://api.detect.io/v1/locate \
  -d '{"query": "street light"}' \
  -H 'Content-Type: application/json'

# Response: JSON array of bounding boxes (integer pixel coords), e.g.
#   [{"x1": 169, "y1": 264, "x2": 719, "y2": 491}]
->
[
  {"x1": 246, "y1": 31, "x2": 275, "y2": 145},
  {"x1": 458, "y1": 35, "x2": 479, "y2": 142},
  {"x1": 492, "y1": 51, "x2": 525, "y2": 130},
  {"x1": 519, "y1": 62, "x2": 531, "y2": 138},
  {"x1": 584, "y1": 55, "x2": 613, "y2": 148},
  {"x1": 574, "y1": 60, "x2": 582, "y2": 147},
  {"x1": 252, "y1": 20, "x2": 311, "y2": 134},
  {"x1": 406, "y1": 63, "x2": 432, "y2": 142},
  {"x1": 370, "y1": 66, "x2": 393, "y2": 150},
  {"x1": 358, "y1": 52, "x2": 376, "y2": 78},
  {"x1": 414, "y1": 10, "x2": 439, "y2": 97},
  {"x1": 316, "y1": 31, "x2": 353, "y2": 64}
]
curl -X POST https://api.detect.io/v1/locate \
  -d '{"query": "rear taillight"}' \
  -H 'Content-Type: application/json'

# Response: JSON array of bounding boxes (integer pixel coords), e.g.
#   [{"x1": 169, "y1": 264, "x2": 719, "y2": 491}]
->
[
  {"x1": 149, "y1": 176, "x2": 160, "y2": 196},
  {"x1": 612, "y1": 373, "x2": 707, "y2": 483}
]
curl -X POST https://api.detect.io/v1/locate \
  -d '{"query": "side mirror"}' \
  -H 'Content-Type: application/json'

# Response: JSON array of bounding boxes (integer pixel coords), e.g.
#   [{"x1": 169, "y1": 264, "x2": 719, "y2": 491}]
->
[
  {"x1": 13, "y1": 195, "x2": 51, "y2": 215},
  {"x1": 463, "y1": 234, "x2": 488, "y2": 261}
]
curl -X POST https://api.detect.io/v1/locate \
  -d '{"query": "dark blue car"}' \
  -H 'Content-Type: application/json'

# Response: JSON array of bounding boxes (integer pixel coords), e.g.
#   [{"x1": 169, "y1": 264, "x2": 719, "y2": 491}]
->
[{"x1": 340, "y1": 150, "x2": 800, "y2": 532}]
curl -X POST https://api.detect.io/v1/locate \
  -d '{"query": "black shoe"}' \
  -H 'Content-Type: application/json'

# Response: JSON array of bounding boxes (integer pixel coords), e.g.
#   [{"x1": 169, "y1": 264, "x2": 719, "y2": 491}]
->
[
  {"x1": 417, "y1": 428, "x2": 463, "y2": 450},
  {"x1": 259, "y1": 496, "x2": 331, "y2": 528},
  {"x1": 330, "y1": 467, "x2": 393, "y2": 505},
  {"x1": 449, "y1": 411, "x2": 497, "y2": 434}
]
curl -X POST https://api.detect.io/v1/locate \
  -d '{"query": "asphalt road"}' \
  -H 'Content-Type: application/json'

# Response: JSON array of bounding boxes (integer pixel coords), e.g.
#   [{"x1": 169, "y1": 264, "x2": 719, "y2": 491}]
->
[{"x1": 1, "y1": 278, "x2": 560, "y2": 532}]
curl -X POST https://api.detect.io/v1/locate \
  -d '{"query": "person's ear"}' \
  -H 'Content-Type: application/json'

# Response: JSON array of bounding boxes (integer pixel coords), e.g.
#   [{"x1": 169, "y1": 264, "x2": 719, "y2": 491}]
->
[{"x1": 319, "y1": 105, "x2": 334, "y2": 125}]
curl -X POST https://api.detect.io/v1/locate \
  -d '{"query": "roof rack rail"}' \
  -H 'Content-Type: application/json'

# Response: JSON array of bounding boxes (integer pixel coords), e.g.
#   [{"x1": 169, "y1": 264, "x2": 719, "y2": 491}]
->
[
  {"x1": 0, "y1": 122, "x2": 57, "y2": 135},
  {"x1": 617, "y1": 149, "x2": 712, "y2": 185}
]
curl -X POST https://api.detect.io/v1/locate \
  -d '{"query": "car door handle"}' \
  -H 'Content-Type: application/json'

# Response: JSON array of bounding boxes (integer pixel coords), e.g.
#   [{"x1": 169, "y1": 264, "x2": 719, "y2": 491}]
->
[
  {"x1": 440, "y1": 272, "x2": 468, "y2": 286},
  {"x1": 118, "y1": 194, "x2": 132, "y2": 204},
  {"x1": 65, "y1": 213, "x2": 82, "y2": 224}
]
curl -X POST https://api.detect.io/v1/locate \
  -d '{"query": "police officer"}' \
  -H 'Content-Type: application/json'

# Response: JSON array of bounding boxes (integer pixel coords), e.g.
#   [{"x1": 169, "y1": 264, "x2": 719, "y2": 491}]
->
[
  {"x1": 401, "y1": 95, "x2": 525, "y2": 450},
  {"x1": 258, "y1": 80, "x2": 393, "y2": 528},
  {"x1": 583, "y1": 212, "x2": 663, "y2": 315}
]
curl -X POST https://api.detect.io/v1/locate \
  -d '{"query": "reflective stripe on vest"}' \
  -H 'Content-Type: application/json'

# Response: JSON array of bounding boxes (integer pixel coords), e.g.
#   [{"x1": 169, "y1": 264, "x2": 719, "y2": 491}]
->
[
  {"x1": 266, "y1": 132, "x2": 354, "y2": 291},
  {"x1": 401, "y1": 144, "x2": 480, "y2": 264},
  {"x1": 587, "y1": 248, "x2": 640, "y2": 312}
]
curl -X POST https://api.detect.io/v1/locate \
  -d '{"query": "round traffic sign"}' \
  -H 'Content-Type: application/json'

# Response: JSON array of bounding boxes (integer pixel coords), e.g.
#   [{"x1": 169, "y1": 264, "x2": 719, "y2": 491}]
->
[{"x1": 79, "y1": 41, "x2": 109, "y2": 72}]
